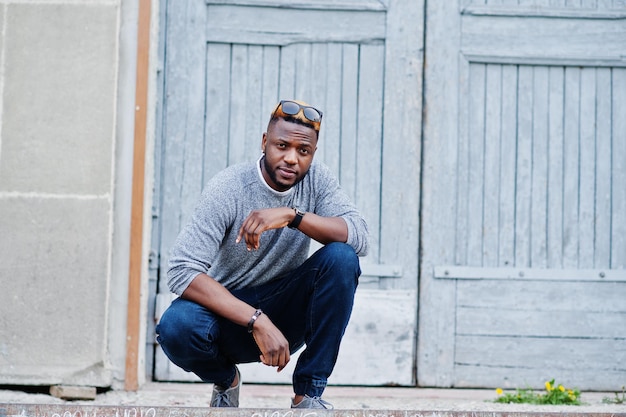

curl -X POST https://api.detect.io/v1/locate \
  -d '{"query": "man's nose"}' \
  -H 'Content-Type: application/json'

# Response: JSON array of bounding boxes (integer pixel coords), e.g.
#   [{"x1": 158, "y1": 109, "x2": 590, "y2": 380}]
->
[{"x1": 284, "y1": 148, "x2": 298, "y2": 164}]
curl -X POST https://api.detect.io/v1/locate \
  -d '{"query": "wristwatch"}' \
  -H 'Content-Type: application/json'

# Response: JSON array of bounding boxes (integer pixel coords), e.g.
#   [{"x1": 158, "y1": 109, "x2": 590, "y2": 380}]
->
[{"x1": 288, "y1": 207, "x2": 305, "y2": 229}]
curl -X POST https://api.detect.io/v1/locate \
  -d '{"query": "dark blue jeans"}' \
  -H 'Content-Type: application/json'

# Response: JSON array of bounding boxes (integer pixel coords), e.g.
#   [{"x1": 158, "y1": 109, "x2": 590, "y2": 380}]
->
[{"x1": 155, "y1": 242, "x2": 360, "y2": 398}]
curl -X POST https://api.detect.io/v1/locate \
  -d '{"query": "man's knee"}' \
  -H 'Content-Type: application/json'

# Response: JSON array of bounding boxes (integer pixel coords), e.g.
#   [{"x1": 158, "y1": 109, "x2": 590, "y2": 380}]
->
[
  {"x1": 319, "y1": 242, "x2": 361, "y2": 292},
  {"x1": 324, "y1": 242, "x2": 360, "y2": 273},
  {"x1": 156, "y1": 298, "x2": 217, "y2": 358}
]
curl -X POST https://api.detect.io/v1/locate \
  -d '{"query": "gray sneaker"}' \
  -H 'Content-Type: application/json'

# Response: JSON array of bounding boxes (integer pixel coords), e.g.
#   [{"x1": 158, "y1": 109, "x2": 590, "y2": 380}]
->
[
  {"x1": 291, "y1": 395, "x2": 334, "y2": 409},
  {"x1": 210, "y1": 367, "x2": 240, "y2": 407}
]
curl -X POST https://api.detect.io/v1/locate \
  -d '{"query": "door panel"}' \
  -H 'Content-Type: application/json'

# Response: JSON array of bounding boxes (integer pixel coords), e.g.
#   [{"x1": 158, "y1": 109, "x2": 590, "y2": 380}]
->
[
  {"x1": 151, "y1": 0, "x2": 424, "y2": 385},
  {"x1": 419, "y1": 1, "x2": 626, "y2": 389}
]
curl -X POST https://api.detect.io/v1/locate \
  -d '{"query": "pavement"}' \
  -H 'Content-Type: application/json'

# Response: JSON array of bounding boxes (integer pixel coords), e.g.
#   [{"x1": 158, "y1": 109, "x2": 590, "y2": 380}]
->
[{"x1": 1, "y1": 382, "x2": 626, "y2": 417}]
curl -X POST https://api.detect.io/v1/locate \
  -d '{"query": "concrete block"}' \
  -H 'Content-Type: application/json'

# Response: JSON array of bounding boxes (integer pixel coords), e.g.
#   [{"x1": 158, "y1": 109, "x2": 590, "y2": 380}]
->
[
  {"x1": 50, "y1": 385, "x2": 97, "y2": 400},
  {"x1": 0, "y1": 196, "x2": 111, "y2": 386},
  {"x1": 0, "y1": 3, "x2": 118, "y2": 195},
  {"x1": 0, "y1": 6, "x2": 4, "y2": 68}
]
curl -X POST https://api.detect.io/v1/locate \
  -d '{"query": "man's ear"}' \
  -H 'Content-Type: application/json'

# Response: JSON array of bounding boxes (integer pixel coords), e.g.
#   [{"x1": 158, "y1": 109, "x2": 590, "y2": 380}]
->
[{"x1": 261, "y1": 132, "x2": 267, "y2": 153}]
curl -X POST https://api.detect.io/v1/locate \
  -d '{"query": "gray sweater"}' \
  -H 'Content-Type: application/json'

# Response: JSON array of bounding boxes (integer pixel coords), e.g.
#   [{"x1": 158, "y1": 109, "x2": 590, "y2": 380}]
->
[{"x1": 167, "y1": 158, "x2": 369, "y2": 294}]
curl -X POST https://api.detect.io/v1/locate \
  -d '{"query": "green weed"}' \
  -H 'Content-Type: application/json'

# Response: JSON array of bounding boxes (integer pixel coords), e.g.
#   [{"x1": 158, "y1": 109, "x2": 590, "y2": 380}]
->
[
  {"x1": 602, "y1": 386, "x2": 625, "y2": 405},
  {"x1": 495, "y1": 379, "x2": 581, "y2": 405}
]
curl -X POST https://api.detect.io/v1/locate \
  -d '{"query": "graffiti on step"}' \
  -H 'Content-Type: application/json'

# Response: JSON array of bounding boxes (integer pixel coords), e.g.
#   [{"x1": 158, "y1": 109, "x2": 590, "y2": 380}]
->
[{"x1": 7, "y1": 407, "x2": 517, "y2": 417}]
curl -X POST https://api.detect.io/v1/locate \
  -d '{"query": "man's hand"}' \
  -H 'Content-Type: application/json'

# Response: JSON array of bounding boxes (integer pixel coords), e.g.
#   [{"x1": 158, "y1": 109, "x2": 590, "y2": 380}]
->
[
  {"x1": 236, "y1": 207, "x2": 294, "y2": 250},
  {"x1": 251, "y1": 314, "x2": 291, "y2": 371}
]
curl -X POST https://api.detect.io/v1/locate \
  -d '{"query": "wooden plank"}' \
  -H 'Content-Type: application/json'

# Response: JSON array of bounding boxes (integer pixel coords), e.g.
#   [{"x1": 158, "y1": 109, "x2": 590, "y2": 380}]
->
[
  {"x1": 228, "y1": 44, "x2": 249, "y2": 165},
  {"x1": 356, "y1": 44, "x2": 384, "y2": 267},
  {"x1": 594, "y1": 67, "x2": 612, "y2": 268},
  {"x1": 126, "y1": 0, "x2": 153, "y2": 391},
  {"x1": 205, "y1": 0, "x2": 386, "y2": 10},
  {"x1": 260, "y1": 46, "x2": 280, "y2": 131},
  {"x1": 339, "y1": 43, "x2": 358, "y2": 201},
  {"x1": 612, "y1": 68, "x2": 626, "y2": 269},
  {"x1": 515, "y1": 66, "x2": 533, "y2": 267},
  {"x1": 244, "y1": 45, "x2": 264, "y2": 157},
  {"x1": 498, "y1": 65, "x2": 517, "y2": 267},
  {"x1": 148, "y1": 0, "x2": 168, "y2": 375},
  {"x1": 457, "y1": 307, "x2": 626, "y2": 338},
  {"x1": 321, "y1": 44, "x2": 342, "y2": 176},
  {"x1": 419, "y1": 0, "x2": 459, "y2": 387},
  {"x1": 456, "y1": 279, "x2": 626, "y2": 311},
  {"x1": 455, "y1": 335, "x2": 626, "y2": 373},
  {"x1": 332, "y1": 289, "x2": 416, "y2": 385},
  {"x1": 462, "y1": 3, "x2": 626, "y2": 19},
  {"x1": 360, "y1": 264, "x2": 402, "y2": 278},
  {"x1": 461, "y1": 16, "x2": 626, "y2": 66},
  {"x1": 278, "y1": 44, "x2": 296, "y2": 100},
  {"x1": 579, "y1": 67, "x2": 596, "y2": 269},
  {"x1": 531, "y1": 66, "x2": 549, "y2": 268},
  {"x1": 483, "y1": 64, "x2": 501, "y2": 267},
  {"x1": 294, "y1": 43, "x2": 313, "y2": 102},
  {"x1": 547, "y1": 66, "x2": 564, "y2": 268},
  {"x1": 455, "y1": 58, "x2": 470, "y2": 267},
  {"x1": 178, "y1": 5, "x2": 207, "y2": 223},
  {"x1": 434, "y1": 265, "x2": 626, "y2": 282},
  {"x1": 205, "y1": 5, "x2": 385, "y2": 45},
  {"x1": 467, "y1": 63, "x2": 486, "y2": 267},
  {"x1": 562, "y1": 67, "x2": 580, "y2": 268},
  {"x1": 204, "y1": 43, "x2": 231, "y2": 181},
  {"x1": 50, "y1": 385, "x2": 97, "y2": 400},
  {"x1": 309, "y1": 43, "x2": 329, "y2": 150},
  {"x1": 378, "y1": 0, "x2": 422, "y2": 291},
  {"x1": 454, "y1": 363, "x2": 626, "y2": 390},
  {"x1": 158, "y1": 0, "x2": 207, "y2": 288}
]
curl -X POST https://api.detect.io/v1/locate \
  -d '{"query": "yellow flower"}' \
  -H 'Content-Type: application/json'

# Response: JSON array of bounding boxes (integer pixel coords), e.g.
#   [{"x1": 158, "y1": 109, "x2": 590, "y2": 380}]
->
[
  {"x1": 545, "y1": 381, "x2": 552, "y2": 391},
  {"x1": 558, "y1": 385, "x2": 565, "y2": 392},
  {"x1": 496, "y1": 388, "x2": 503, "y2": 396}
]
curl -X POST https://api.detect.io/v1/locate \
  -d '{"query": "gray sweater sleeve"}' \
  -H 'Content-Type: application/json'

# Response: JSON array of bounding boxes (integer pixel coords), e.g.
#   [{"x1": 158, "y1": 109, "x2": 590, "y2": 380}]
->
[{"x1": 300, "y1": 162, "x2": 369, "y2": 257}]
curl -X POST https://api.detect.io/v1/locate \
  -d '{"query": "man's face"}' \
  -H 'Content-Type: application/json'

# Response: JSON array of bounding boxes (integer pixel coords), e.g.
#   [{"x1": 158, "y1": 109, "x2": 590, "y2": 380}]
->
[{"x1": 261, "y1": 118, "x2": 318, "y2": 192}]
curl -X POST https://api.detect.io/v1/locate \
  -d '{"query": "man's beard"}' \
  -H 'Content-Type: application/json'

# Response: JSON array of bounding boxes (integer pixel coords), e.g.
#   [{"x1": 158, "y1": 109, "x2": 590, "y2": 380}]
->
[{"x1": 261, "y1": 155, "x2": 307, "y2": 191}]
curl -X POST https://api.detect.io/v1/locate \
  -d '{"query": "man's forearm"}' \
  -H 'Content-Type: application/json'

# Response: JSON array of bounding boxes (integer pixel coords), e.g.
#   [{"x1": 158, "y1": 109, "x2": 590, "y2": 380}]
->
[
  {"x1": 181, "y1": 273, "x2": 257, "y2": 327},
  {"x1": 295, "y1": 212, "x2": 348, "y2": 245}
]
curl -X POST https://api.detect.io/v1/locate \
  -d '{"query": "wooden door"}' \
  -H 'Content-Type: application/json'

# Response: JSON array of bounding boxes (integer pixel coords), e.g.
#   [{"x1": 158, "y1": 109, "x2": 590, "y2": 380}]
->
[
  {"x1": 150, "y1": 0, "x2": 424, "y2": 385},
  {"x1": 419, "y1": 1, "x2": 626, "y2": 389}
]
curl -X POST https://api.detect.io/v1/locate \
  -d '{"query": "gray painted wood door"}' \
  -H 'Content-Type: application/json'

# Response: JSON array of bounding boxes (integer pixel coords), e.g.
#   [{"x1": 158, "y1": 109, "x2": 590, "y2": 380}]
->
[
  {"x1": 419, "y1": 1, "x2": 626, "y2": 389},
  {"x1": 150, "y1": 0, "x2": 424, "y2": 385}
]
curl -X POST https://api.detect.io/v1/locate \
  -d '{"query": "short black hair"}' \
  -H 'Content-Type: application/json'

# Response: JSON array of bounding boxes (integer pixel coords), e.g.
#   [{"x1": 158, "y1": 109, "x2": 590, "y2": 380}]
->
[{"x1": 268, "y1": 115, "x2": 320, "y2": 139}]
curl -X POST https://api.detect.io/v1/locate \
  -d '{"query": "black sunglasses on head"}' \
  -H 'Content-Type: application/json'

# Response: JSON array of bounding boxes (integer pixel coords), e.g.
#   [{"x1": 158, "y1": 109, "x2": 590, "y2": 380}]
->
[{"x1": 275, "y1": 100, "x2": 323, "y2": 123}]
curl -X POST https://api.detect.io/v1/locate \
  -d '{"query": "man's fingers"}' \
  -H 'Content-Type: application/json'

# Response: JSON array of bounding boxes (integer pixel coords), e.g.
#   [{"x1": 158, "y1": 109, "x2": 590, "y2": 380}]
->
[
  {"x1": 237, "y1": 218, "x2": 264, "y2": 250},
  {"x1": 259, "y1": 348, "x2": 289, "y2": 369},
  {"x1": 237, "y1": 208, "x2": 290, "y2": 249},
  {"x1": 277, "y1": 351, "x2": 290, "y2": 372}
]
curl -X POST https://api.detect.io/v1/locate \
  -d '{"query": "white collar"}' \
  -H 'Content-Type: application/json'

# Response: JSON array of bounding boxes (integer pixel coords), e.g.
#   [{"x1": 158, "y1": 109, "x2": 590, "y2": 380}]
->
[{"x1": 256, "y1": 155, "x2": 293, "y2": 197}]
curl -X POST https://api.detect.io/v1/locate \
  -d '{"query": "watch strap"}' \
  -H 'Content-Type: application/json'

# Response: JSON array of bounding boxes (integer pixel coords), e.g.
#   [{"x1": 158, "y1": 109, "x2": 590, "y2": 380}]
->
[{"x1": 288, "y1": 207, "x2": 305, "y2": 229}]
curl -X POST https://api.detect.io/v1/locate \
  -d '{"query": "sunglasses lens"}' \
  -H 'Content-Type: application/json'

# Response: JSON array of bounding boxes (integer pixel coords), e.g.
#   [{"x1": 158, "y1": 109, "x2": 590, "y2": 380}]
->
[
  {"x1": 277, "y1": 101, "x2": 322, "y2": 125},
  {"x1": 303, "y1": 108, "x2": 321, "y2": 122},
  {"x1": 281, "y1": 101, "x2": 300, "y2": 116}
]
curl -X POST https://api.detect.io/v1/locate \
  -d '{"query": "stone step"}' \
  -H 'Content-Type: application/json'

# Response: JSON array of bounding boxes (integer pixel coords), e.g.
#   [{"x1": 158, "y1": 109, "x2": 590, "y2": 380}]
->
[
  {"x1": 2, "y1": 403, "x2": 625, "y2": 417},
  {"x1": 1, "y1": 384, "x2": 625, "y2": 417}
]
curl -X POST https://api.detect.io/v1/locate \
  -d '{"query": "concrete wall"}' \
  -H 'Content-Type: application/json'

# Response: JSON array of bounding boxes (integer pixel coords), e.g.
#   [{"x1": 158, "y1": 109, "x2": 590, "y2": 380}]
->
[{"x1": 0, "y1": 0, "x2": 143, "y2": 388}]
